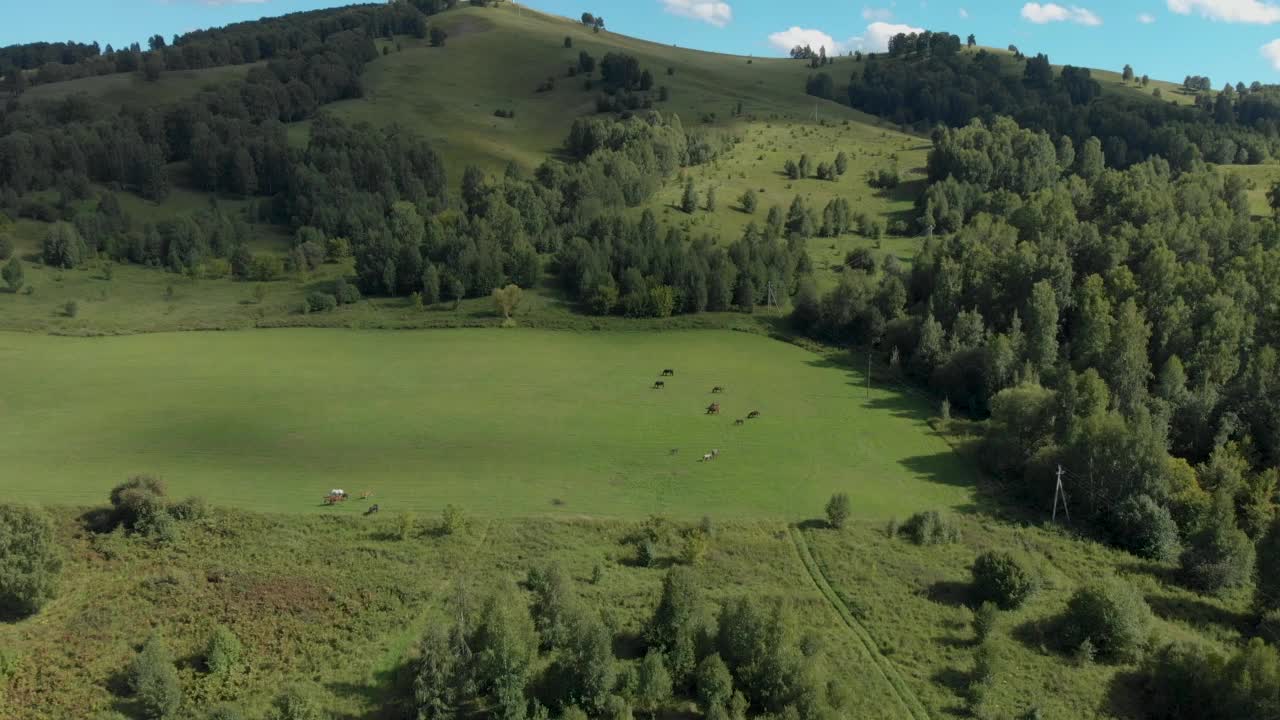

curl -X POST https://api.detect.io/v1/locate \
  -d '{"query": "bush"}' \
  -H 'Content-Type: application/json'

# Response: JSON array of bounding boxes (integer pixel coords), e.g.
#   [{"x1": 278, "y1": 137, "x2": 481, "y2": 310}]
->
[
  {"x1": 973, "y1": 601, "x2": 999, "y2": 642},
  {"x1": 1060, "y1": 578, "x2": 1152, "y2": 662},
  {"x1": 844, "y1": 248, "x2": 876, "y2": 273},
  {"x1": 268, "y1": 685, "x2": 327, "y2": 720},
  {"x1": 169, "y1": 496, "x2": 208, "y2": 521},
  {"x1": 205, "y1": 625, "x2": 243, "y2": 675},
  {"x1": 638, "y1": 539, "x2": 657, "y2": 567},
  {"x1": 305, "y1": 292, "x2": 338, "y2": 313},
  {"x1": 1109, "y1": 494, "x2": 1181, "y2": 562},
  {"x1": 205, "y1": 705, "x2": 247, "y2": 720},
  {"x1": 129, "y1": 633, "x2": 182, "y2": 719},
  {"x1": 0, "y1": 233, "x2": 13, "y2": 260},
  {"x1": 441, "y1": 504, "x2": 464, "y2": 535},
  {"x1": 63, "y1": 300, "x2": 79, "y2": 318},
  {"x1": 109, "y1": 475, "x2": 168, "y2": 529},
  {"x1": 0, "y1": 505, "x2": 62, "y2": 618},
  {"x1": 971, "y1": 551, "x2": 1037, "y2": 610},
  {"x1": 334, "y1": 277, "x2": 361, "y2": 305},
  {"x1": 901, "y1": 510, "x2": 960, "y2": 545},
  {"x1": 1180, "y1": 495, "x2": 1256, "y2": 594},
  {"x1": 136, "y1": 508, "x2": 181, "y2": 544},
  {"x1": 825, "y1": 493, "x2": 851, "y2": 529}
]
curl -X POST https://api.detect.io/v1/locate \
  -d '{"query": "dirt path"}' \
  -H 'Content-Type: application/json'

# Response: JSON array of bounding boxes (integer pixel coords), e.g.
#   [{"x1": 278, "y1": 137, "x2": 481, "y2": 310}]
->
[{"x1": 788, "y1": 526, "x2": 931, "y2": 720}]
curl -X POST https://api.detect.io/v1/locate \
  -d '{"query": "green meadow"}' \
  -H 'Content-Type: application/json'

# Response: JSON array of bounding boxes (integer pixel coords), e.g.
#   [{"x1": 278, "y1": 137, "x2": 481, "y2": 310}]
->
[{"x1": 0, "y1": 328, "x2": 974, "y2": 519}]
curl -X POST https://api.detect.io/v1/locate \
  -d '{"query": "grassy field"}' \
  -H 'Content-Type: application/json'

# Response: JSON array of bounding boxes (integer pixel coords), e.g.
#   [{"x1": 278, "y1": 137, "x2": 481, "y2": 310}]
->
[
  {"x1": 0, "y1": 328, "x2": 974, "y2": 519},
  {"x1": 801, "y1": 515, "x2": 1249, "y2": 719},
  {"x1": 0, "y1": 510, "x2": 908, "y2": 719},
  {"x1": 20, "y1": 63, "x2": 255, "y2": 108}
]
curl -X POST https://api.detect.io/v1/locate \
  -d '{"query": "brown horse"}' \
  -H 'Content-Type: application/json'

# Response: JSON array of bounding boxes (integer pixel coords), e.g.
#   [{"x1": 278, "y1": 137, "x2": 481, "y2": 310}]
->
[
  {"x1": 747, "y1": 410, "x2": 760, "y2": 419},
  {"x1": 661, "y1": 369, "x2": 675, "y2": 376},
  {"x1": 706, "y1": 402, "x2": 721, "y2": 415},
  {"x1": 653, "y1": 381, "x2": 665, "y2": 389}
]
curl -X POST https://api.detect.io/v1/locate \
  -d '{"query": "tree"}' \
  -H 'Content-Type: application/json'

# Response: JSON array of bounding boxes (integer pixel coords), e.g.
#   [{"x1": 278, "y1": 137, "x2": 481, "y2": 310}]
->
[
  {"x1": 581, "y1": 12, "x2": 595, "y2": 25},
  {"x1": 2, "y1": 257, "x2": 23, "y2": 292},
  {"x1": 704, "y1": 187, "x2": 717, "y2": 212},
  {"x1": 267, "y1": 685, "x2": 327, "y2": 720},
  {"x1": 967, "y1": 34, "x2": 976, "y2": 47},
  {"x1": 1180, "y1": 491, "x2": 1256, "y2": 594},
  {"x1": 681, "y1": 179, "x2": 698, "y2": 214},
  {"x1": 1078, "y1": 136, "x2": 1104, "y2": 181},
  {"x1": 798, "y1": 154, "x2": 811, "y2": 179},
  {"x1": 825, "y1": 493, "x2": 851, "y2": 529},
  {"x1": 834, "y1": 151, "x2": 849, "y2": 176},
  {"x1": 635, "y1": 650, "x2": 672, "y2": 718},
  {"x1": 413, "y1": 622, "x2": 458, "y2": 720},
  {"x1": 1109, "y1": 495, "x2": 1180, "y2": 563},
  {"x1": 42, "y1": 222, "x2": 86, "y2": 268},
  {"x1": 142, "y1": 51, "x2": 165, "y2": 81},
  {"x1": 695, "y1": 654, "x2": 734, "y2": 711},
  {"x1": 0, "y1": 505, "x2": 62, "y2": 619},
  {"x1": 473, "y1": 592, "x2": 537, "y2": 720},
  {"x1": 130, "y1": 633, "x2": 183, "y2": 719},
  {"x1": 738, "y1": 189, "x2": 757, "y2": 214},
  {"x1": 564, "y1": 36, "x2": 573, "y2": 48},
  {"x1": 430, "y1": 27, "x2": 448, "y2": 47},
  {"x1": 441, "y1": 504, "x2": 464, "y2": 535},
  {"x1": 492, "y1": 284, "x2": 523, "y2": 320},
  {"x1": 1025, "y1": 281, "x2": 1059, "y2": 376},
  {"x1": 1122, "y1": 64, "x2": 1134, "y2": 82},
  {"x1": 646, "y1": 567, "x2": 711, "y2": 686},
  {"x1": 1060, "y1": 578, "x2": 1152, "y2": 662},
  {"x1": 971, "y1": 551, "x2": 1037, "y2": 609}
]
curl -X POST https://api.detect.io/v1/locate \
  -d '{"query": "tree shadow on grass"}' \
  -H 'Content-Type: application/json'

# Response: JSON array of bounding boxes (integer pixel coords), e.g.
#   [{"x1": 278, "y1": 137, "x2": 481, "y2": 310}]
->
[
  {"x1": 1144, "y1": 592, "x2": 1250, "y2": 635},
  {"x1": 929, "y1": 666, "x2": 973, "y2": 717},
  {"x1": 926, "y1": 580, "x2": 973, "y2": 609},
  {"x1": 327, "y1": 661, "x2": 411, "y2": 720},
  {"x1": 1102, "y1": 669, "x2": 1148, "y2": 720}
]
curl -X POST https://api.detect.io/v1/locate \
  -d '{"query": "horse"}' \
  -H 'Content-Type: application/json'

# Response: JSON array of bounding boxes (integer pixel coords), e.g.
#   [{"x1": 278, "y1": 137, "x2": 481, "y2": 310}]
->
[
  {"x1": 706, "y1": 402, "x2": 721, "y2": 415},
  {"x1": 700, "y1": 452, "x2": 713, "y2": 462},
  {"x1": 711, "y1": 386, "x2": 724, "y2": 394},
  {"x1": 653, "y1": 381, "x2": 665, "y2": 389},
  {"x1": 735, "y1": 418, "x2": 745, "y2": 425},
  {"x1": 710, "y1": 449, "x2": 720, "y2": 459},
  {"x1": 669, "y1": 448, "x2": 680, "y2": 455},
  {"x1": 661, "y1": 369, "x2": 675, "y2": 376},
  {"x1": 364, "y1": 504, "x2": 379, "y2": 516},
  {"x1": 360, "y1": 490, "x2": 373, "y2": 500},
  {"x1": 747, "y1": 410, "x2": 760, "y2": 419}
]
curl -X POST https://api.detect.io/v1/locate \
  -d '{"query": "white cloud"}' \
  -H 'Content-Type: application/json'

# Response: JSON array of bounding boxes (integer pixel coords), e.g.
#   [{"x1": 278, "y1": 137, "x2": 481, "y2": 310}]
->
[
  {"x1": 660, "y1": 0, "x2": 733, "y2": 27},
  {"x1": 852, "y1": 21, "x2": 926, "y2": 52},
  {"x1": 959, "y1": 7, "x2": 970, "y2": 18},
  {"x1": 1021, "y1": 3, "x2": 1103, "y2": 25},
  {"x1": 768, "y1": 26, "x2": 840, "y2": 53},
  {"x1": 862, "y1": 6, "x2": 894, "y2": 20},
  {"x1": 1138, "y1": 11, "x2": 1157, "y2": 22},
  {"x1": 1168, "y1": 0, "x2": 1280, "y2": 23},
  {"x1": 1263, "y1": 38, "x2": 1280, "y2": 67}
]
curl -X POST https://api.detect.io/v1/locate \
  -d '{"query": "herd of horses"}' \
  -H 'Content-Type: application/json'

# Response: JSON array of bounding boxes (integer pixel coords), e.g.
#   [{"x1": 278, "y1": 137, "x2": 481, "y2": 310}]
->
[
  {"x1": 651, "y1": 369, "x2": 761, "y2": 463},
  {"x1": 322, "y1": 489, "x2": 378, "y2": 514}
]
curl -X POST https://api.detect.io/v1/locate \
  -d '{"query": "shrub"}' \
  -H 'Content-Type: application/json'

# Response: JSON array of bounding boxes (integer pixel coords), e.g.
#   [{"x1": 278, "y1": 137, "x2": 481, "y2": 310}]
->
[
  {"x1": 205, "y1": 625, "x2": 243, "y2": 675},
  {"x1": 682, "y1": 531, "x2": 708, "y2": 565},
  {"x1": 971, "y1": 551, "x2": 1037, "y2": 610},
  {"x1": 205, "y1": 705, "x2": 247, "y2": 720},
  {"x1": 333, "y1": 277, "x2": 362, "y2": 305},
  {"x1": 638, "y1": 539, "x2": 657, "y2": 567},
  {"x1": 268, "y1": 685, "x2": 327, "y2": 720},
  {"x1": 129, "y1": 633, "x2": 182, "y2": 719},
  {"x1": 1060, "y1": 578, "x2": 1153, "y2": 662},
  {"x1": 63, "y1": 300, "x2": 79, "y2": 318},
  {"x1": 109, "y1": 475, "x2": 168, "y2": 529},
  {"x1": 825, "y1": 493, "x2": 851, "y2": 529},
  {"x1": 305, "y1": 292, "x2": 338, "y2": 313},
  {"x1": 1109, "y1": 494, "x2": 1181, "y2": 562},
  {"x1": 136, "y1": 509, "x2": 180, "y2": 544},
  {"x1": 0, "y1": 505, "x2": 62, "y2": 618},
  {"x1": 441, "y1": 504, "x2": 464, "y2": 535},
  {"x1": 397, "y1": 512, "x2": 415, "y2": 541},
  {"x1": 844, "y1": 247, "x2": 876, "y2": 273},
  {"x1": 901, "y1": 510, "x2": 960, "y2": 545},
  {"x1": 0, "y1": 233, "x2": 13, "y2": 260},
  {"x1": 169, "y1": 496, "x2": 208, "y2": 521},
  {"x1": 973, "y1": 601, "x2": 999, "y2": 642}
]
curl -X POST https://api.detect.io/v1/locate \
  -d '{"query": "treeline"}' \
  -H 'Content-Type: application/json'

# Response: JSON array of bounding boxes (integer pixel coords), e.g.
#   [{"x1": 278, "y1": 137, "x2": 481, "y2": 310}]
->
[
  {"x1": 1, "y1": 1, "x2": 440, "y2": 90},
  {"x1": 824, "y1": 29, "x2": 1280, "y2": 169},
  {"x1": 412, "y1": 561, "x2": 852, "y2": 720},
  {"x1": 794, "y1": 115, "x2": 1280, "y2": 581},
  {"x1": 0, "y1": 24, "x2": 381, "y2": 203}
]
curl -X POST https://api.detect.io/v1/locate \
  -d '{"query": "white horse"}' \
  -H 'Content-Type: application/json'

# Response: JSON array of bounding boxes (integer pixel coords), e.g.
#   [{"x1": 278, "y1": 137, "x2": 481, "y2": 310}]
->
[
  {"x1": 710, "y1": 449, "x2": 720, "y2": 459},
  {"x1": 701, "y1": 453, "x2": 713, "y2": 462}
]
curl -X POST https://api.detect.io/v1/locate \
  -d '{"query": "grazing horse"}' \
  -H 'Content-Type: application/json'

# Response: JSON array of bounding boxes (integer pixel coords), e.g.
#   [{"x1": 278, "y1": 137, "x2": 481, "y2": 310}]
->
[
  {"x1": 734, "y1": 418, "x2": 744, "y2": 426},
  {"x1": 364, "y1": 504, "x2": 379, "y2": 516},
  {"x1": 661, "y1": 369, "x2": 675, "y2": 376},
  {"x1": 711, "y1": 386, "x2": 724, "y2": 394},
  {"x1": 706, "y1": 402, "x2": 721, "y2": 415},
  {"x1": 653, "y1": 380, "x2": 665, "y2": 389},
  {"x1": 747, "y1": 410, "x2": 761, "y2": 419},
  {"x1": 711, "y1": 449, "x2": 720, "y2": 459},
  {"x1": 701, "y1": 452, "x2": 713, "y2": 462}
]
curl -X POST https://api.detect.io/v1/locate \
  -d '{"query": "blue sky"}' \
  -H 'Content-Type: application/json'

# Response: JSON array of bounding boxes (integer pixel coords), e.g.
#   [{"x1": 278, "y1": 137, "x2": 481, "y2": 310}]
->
[{"x1": 6, "y1": 1, "x2": 1280, "y2": 85}]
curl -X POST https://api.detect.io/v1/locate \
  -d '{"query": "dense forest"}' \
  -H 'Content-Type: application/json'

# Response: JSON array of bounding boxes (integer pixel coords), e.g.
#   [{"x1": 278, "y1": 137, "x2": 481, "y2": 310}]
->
[{"x1": 805, "y1": 29, "x2": 1280, "y2": 169}]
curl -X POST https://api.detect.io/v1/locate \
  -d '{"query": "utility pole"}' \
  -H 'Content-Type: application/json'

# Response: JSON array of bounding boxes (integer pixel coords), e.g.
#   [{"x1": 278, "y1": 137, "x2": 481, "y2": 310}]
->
[
  {"x1": 1052, "y1": 464, "x2": 1070, "y2": 524},
  {"x1": 866, "y1": 350, "x2": 871, "y2": 397}
]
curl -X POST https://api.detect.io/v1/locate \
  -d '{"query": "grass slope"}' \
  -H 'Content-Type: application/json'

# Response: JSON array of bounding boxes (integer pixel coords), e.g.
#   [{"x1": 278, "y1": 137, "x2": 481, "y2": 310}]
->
[
  {"x1": 0, "y1": 328, "x2": 974, "y2": 519},
  {"x1": 20, "y1": 63, "x2": 256, "y2": 108},
  {"x1": 0, "y1": 509, "x2": 906, "y2": 719}
]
